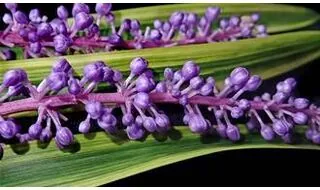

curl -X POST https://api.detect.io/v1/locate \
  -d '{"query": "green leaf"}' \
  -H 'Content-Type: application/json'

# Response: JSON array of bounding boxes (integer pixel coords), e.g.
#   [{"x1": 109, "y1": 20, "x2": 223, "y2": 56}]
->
[
  {"x1": 1, "y1": 31, "x2": 320, "y2": 88},
  {"x1": 104, "y1": 3, "x2": 320, "y2": 34},
  {"x1": 0, "y1": 125, "x2": 318, "y2": 186}
]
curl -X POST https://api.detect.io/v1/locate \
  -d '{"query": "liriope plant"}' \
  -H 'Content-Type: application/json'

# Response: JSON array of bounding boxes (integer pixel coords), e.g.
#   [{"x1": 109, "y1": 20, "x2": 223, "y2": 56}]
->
[{"x1": 1, "y1": 2, "x2": 320, "y2": 187}]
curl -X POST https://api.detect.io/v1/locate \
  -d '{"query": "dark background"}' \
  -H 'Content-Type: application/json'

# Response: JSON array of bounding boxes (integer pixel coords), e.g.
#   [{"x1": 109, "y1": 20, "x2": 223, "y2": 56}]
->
[{"x1": 1, "y1": 3, "x2": 320, "y2": 187}]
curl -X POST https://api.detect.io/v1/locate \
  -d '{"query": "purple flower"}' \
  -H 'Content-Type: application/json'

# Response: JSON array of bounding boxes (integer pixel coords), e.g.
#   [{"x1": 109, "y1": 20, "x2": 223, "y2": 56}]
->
[
  {"x1": 150, "y1": 29, "x2": 162, "y2": 41},
  {"x1": 230, "y1": 67, "x2": 250, "y2": 86},
  {"x1": 122, "y1": 113, "x2": 134, "y2": 126},
  {"x1": 169, "y1": 12, "x2": 184, "y2": 27},
  {"x1": 55, "y1": 127, "x2": 74, "y2": 147},
  {"x1": 85, "y1": 101, "x2": 104, "y2": 119},
  {"x1": 57, "y1": 5, "x2": 69, "y2": 20},
  {"x1": 5, "y1": 3, "x2": 17, "y2": 12},
  {"x1": 53, "y1": 34, "x2": 72, "y2": 53},
  {"x1": 29, "y1": 42, "x2": 42, "y2": 54},
  {"x1": 29, "y1": 9, "x2": 41, "y2": 23},
  {"x1": 40, "y1": 128, "x2": 52, "y2": 142},
  {"x1": 72, "y1": 3, "x2": 90, "y2": 17},
  {"x1": 181, "y1": 61, "x2": 200, "y2": 80},
  {"x1": 79, "y1": 120, "x2": 91, "y2": 134},
  {"x1": 205, "y1": 6, "x2": 220, "y2": 21},
  {"x1": 98, "y1": 113, "x2": 117, "y2": 133},
  {"x1": 126, "y1": 124, "x2": 145, "y2": 140},
  {"x1": 153, "y1": 19, "x2": 162, "y2": 29},
  {"x1": 188, "y1": 114, "x2": 208, "y2": 134},
  {"x1": 272, "y1": 119, "x2": 290, "y2": 136},
  {"x1": 47, "y1": 72, "x2": 68, "y2": 91},
  {"x1": 293, "y1": 112, "x2": 308, "y2": 125},
  {"x1": 28, "y1": 123, "x2": 42, "y2": 139},
  {"x1": 37, "y1": 23, "x2": 53, "y2": 38},
  {"x1": 74, "y1": 12, "x2": 94, "y2": 30},
  {"x1": 190, "y1": 76, "x2": 204, "y2": 90},
  {"x1": 226, "y1": 125, "x2": 241, "y2": 141},
  {"x1": 155, "y1": 114, "x2": 170, "y2": 132},
  {"x1": 143, "y1": 117, "x2": 157, "y2": 132},
  {"x1": 14, "y1": 11, "x2": 28, "y2": 24},
  {"x1": 231, "y1": 107, "x2": 244, "y2": 119},
  {"x1": 2, "y1": 69, "x2": 27, "y2": 87},
  {"x1": 130, "y1": 57, "x2": 148, "y2": 76},
  {"x1": 0, "y1": 121, "x2": 18, "y2": 139},
  {"x1": 134, "y1": 92, "x2": 150, "y2": 109},
  {"x1": 244, "y1": 75, "x2": 261, "y2": 91},
  {"x1": 83, "y1": 63, "x2": 105, "y2": 82},
  {"x1": 95, "y1": 3, "x2": 112, "y2": 15},
  {"x1": 68, "y1": 78, "x2": 82, "y2": 95},
  {"x1": 3, "y1": 13, "x2": 13, "y2": 24},
  {"x1": 260, "y1": 125, "x2": 275, "y2": 141},
  {"x1": 52, "y1": 58, "x2": 72, "y2": 74},
  {"x1": 294, "y1": 98, "x2": 309, "y2": 109}
]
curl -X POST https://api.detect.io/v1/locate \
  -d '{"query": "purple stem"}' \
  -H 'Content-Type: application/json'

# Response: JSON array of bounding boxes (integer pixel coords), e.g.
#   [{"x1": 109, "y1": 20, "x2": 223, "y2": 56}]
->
[{"x1": 0, "y1": 92, "x2": 317, "y2": 119}]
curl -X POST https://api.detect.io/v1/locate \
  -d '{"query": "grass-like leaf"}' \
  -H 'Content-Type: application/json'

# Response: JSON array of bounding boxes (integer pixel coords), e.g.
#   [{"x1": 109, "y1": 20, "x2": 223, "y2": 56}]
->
[
  {"x1": 1, "y1": 31, "x2": 320, "y2": 88},
  {"x1": 0, "y1": 125, "x2": 318, "y2": 186},
  {"x1": 106, "y1": 3, "x2": 320, "y2": 34}
]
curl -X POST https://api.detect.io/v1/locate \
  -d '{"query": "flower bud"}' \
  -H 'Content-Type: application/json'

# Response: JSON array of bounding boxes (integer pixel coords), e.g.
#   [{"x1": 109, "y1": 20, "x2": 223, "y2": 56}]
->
[
  {"x1": 230, "y1": 67, "x2": 250, "y2": 86},
  {"x1": 0, "y1": 121, "x2": 17, "y2": 139},
  {"x1": 226, "y1": 125, "x2": 241, "y2": 141},
  {"x1": 53, "y1": 34, "x2": 72, "y2": 53},
  {"x1": 28, "y1": 31, "x2": 39, "y2": 43},
  {"x1": 55, "y1": 127, "x2": 74, "y2": 147},
  {"x1": 134, "y1": 92, "x2": 150, "y2": 109},
  {"x1": 68, "y1": 78, "x2": 82, "y2": 95},
  {"x1": 79, "y1": 120, "x2": 90, "y2": 134},
  {"x1": 130, "y1": 19, "x2": 141, "y2": 31},
  {"x1": 260, "y1": 125, "x2": 275, "y2": 141},
  {"x1": 98, "y1": 113, "x2": 117, "y2": 133},
  {"x1": 150, "y1": 29, "x2": 162, "y2": 41},
  {"x1": 272, "y1": 119, "x2": 289, "y2": 136},
  {"x1": 29, "y1": 9, "x2": 41, "y2": 23},
  {"x1": 181, "y1": 61, "x2": 200, "y2": 80},
  {"x1": 57, "y1": 5, "x2": 68, "y2": 20},
  {"x1": 83, "y1": 63, "x2": 105, "y2": 82},
  {"x1": 219, "y1": 19, "x2": 229, "y2": 29},
  {"x1": 37, "y1": 23, "x2": 53, "y2": 38},
  {"x1": 200, "y1": 82, "x2": 213, "y2": 96},
  {"x1": 40, "y1": 128, "x2": 52, "y2": 142},
  {"x1": 229, "y1": 16, "x2": 240, "y2": 27},
  {"x1": 155, "y1": 114, "x2": 170, "y2": 132},
  {"x1": 188, "y1": 114, "x2": 208, "y2": 134},
  {"x1": 216, "y1": 123, "x2": 227, "y2": 138},
  {"x1": 75, "y1": 12, "x2": 93, "y2": 30},
  {"x1": 169, "y1": 12, "x2": 184, "y2": 27},
  {"x1": 293, "y1": 112, "x2": 308, "y2": 125},
  {"x1": 14, "y1": 11, "x2": 28, "y2": 24},
  {"x1": 231, "y1": 107, "x2": 244, "y2": 119},
  {"x1": 294, "y1": 98, "x2": 309, "y2": 109},
  {"x1": 3, "y1": 13, "x2": 13, "y2": 24},
  {"x1": 85, "y1": 101, "x2": 104, "y2": 119},
  {"x1": 47, "y1": 72, "x2": 68, "y2": 91},
  {"x1": 122, "y1": 113, "x2": 134, "y2": 126},
  {"x1": 153, "y1": 19, "x2": 162, "y2": 29},
  {"x1": 205, "y1": 6, "x2": 220, "y2": 21},
  {"x1": 244, "y1": 75, "x2": 261, "y2": 91},
  {"x1": 5, "y1": 3, "x2": 17, "y2": 11},
  {"x1": 136, "y1": 75, "x2": 154, "y2": 92},
  {"x1": 28, "y1": 123, "x2": 42, "y2": 139},
  {"x1": 126, "y1": 124, "x2": 145, "y2": 140},
  {"x1": 155, "y1": 81, "x2": 167, "y2": 93},
  {"x1": 238, "y1": 99, "x2": 250, "y2": 110},
  {"x1": 143, "y1": 117, "x2": 157, "y2": 132},
  {"x1": 95, "y1": 3, "x2": 112, "y2": 15},
  {"x1": 130, "y1": 57, "x2": 148, "y2": 76},
  {"x1": 190, "y1": 76, "x2": 204, "y2": 90},
  {"x1": 312, "y1": 132, "x2": 320, "y2": 144},
  {"x1": 72, "y1": 3, "x2": 90, "y2": 17},
  {"x1": 29, "y1": 42, "x2": 42, "y2": 54}
]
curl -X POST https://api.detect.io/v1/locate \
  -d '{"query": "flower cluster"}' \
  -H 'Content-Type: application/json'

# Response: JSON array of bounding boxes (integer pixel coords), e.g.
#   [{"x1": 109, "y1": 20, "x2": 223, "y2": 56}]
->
[
  {"x1": 0, "y1": 3, "x2": 267, "y2": 60},
  {"x1": 0, "y1": 57, "x2": 317, "y2": 159}
]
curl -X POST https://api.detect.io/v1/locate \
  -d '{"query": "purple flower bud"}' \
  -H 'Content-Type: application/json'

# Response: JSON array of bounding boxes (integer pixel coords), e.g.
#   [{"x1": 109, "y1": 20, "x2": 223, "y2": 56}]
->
[
  {"x1": 226, "y1": 125, "x2": 241, "y2": 141},
  {"x1": 55, "y1": 127, "x2": 74, "y2": 147},
  {"x1": 121, "y1": 19, "x2": 131, "y2": 30},
  {"x1": 130, "y1": 19, "x2": 141, "y2": 31},
  {"x1": 185, "y1": 29, "x2": 196, "y2": 39},
  {"x1": 75, "y1": 12, "x2": 93, "y2": 30},
  {"x1": 2, "y1": 69, "x2": 27, "y2": 87},
  {"x1": 190, "y1": 76, "x2": 204, "y2": 90},
  {"x1": 85, "y1": 101, "x2": 104, "y2": 119},
  {"x1": 205, "y1": 6, "x2": 220, "y2": 21},
  {"x1": 179, "y1": 95, "x2": 188, "y2": 106},
  {"x1": 260, "y1": 125, "x2": 275, "y2": 141},
  {"x1": 231, "y1": 107, "x2": 244, "y2": 119},
  {"x1": 52, "y1": 58, "x2": 72, "y2": 73},
  {"x1": 72, "y1": 3, "x2": 90, "y2": 17},
  {"x1": 95, "y1": 3, "x2": 112, "y2": 15},
  {"x1": 272, "y1": 92, "x2": 289, "y2": 104},
  {"x1": 188, "y1": 114, "x2": 208, "y2": 134},
  {"x1": 127, "y1": 124, "x2": 145, "y2": 140},
  {"x1": 108, "y1": 33, "x2": 123, "y2": 45},
  {"x1": 3, "y1": 13, "x2": 13, "y2": 24},
  {"x1": 229, "y1": 16, "x2": 240, "y2": 27},
  {"x1": 276, "y1": 81, "x2": 292, "y2": 94},
  {"x1": 163, "y1": 68, "x2": 174, "y2": 81},
  {"x1": 68, "y1": 78, "x2": 81, "y2": 95},
  {"x1": 251, "y1": 13, "x2": 260, "y2": 22},
  {"x1": 155, "y1": 81, "x2": 167, "y2": 93},
  {"x1": 261, "y1": 92, "x2": 271, "y2": 101},
  {"x1": 130, "y1": 57, "x2": 148, "y2": 76},
  {"x1": 102, "y1": 66, "x2": 114, "y2": 82},
  {"x1": 216, "y1": 123, "x2": 227, "y2": 138},
  {"x1": 305, "y1": 128, "x2": 314, "y2": 141},
  {"x1": 215, "y1": 110, "x2": 224, "y2": 119},
  {"x1": 150, "y1": 29, "x2": 162, "y2": 41},
  {"x1": 28, "y1": 31, "x2": 39, "y2": 43},
  {"x1": 312, "y1": 132, "x2": 320, "y2": 144},
  {"x1": 224, "y1": 77, "x2": 232, "y2": 87},
  {"x1": 181, "y1": 61, "x2": 200, "y2": 80},
  {"x1": 14, "y1": 11, "x2": 28, "y2": 24},
  {"x1": 169, "y1": 12, "x2": 184, "y2": 27},
  {"x1": 47, "y1": 72, "x2": 68, "y2": 91},
  {"x1": 98, "y1": 113, "x2": 117, "y2": 133},
  {"x1": 230, "y1": 67, "x2": 250, "y2": 86},
  {"x1": 256, "y1": 25, "x2": 266, "y2": 34},
  {"x1": 106, "y1": 13, "x2": 115, "y2": 22},
  {"x1": 241, "y1": 26, "x2": 252, "y2": 37},
  {"x1": 28, "y1": 123, "x2": 42, "y2": 139},
  {"x1": 272, "y1": 119, "x2": 289, "y2": 136},
  {"x1": 0, "y1": 121, "x2": 17, "y2": 139},
  {"x1": 284, "y1": 78, "x2": 296, "y2": 89},
  {"x1": 88, "y1": 24, "x2": 100, "y2": 35},
  {"x1": 199, "y1": 17, "x2": 207, "y2": 28},
  {"x1": 294, "y1": 98, "x2": 309, "y2": 109},
  {"x1": 29, "y1": 42, "x2": 42, "y2": 54},
  {"x1": 122, "y1": 113, "x2": 134, "y2": 126},
  {"x1": 83, "y1": 63, "x2": 105, "y2": 82},
  {"x1": 246, "y1": 117, "x2": 259, "y2": 131},
  {"x1": 143, "y1": 117, "x2": 157, "y2": 132},
  {"x1": 112, "y1": 70, "x2": 123, "y2": 82},
  {"x1": 206, "y1": 77, "x2": 215, "y2": 86},
  {"x1": 162, "y1": 22, "x2": 171, "y2": 33},
  {"x1": 135, "y1": 115, "x2": 143, "y2": 127},
  {"x1": 186, "y1": 13, "x2": 198, "y2": 25},
  {"x1": 1, "y1": 49, "x2": 16, "y2": 60},
  {"x1": 136, "y1": 75, "x2": 155, "y2": 92},
  {"x1": 134, "y1": 92, "x2": 150, "y2": 109},
  {"x1": 79, "y1": 119, "x2": 90, "y2": 134},
  {"x1": 219, "y1": 19, "x2": 229, "y2": 29},
  {"x1": 53, "y1": 34, "x2": 72, "y2": 53},
  {"x1": 293, "y1": 112, "x2": 308, "y2": 125},
  {"x1": 153, "y1": 19, "x2": 162, "y2": 29},
  {"x1": 40, "y1": 128, "x2": 52, "y2": 142},
  {"x1": 238, "y1": 99, "x2": 250, "y2": 110},
  {"x1": 29, "y1": 9, "x2": 41, "y2": 23},
  {"x1": 57, "y1": 5, "x2": 69, "y2": 20},
  {"x1": 5, "y1": 3, "x2": 17, "y2": 11},
  {"x1": 244, "y1": 75, "x2": 261, "y2": 91},
  {"x1": 200, "y1": 83, "x2": 213, "y2": 96},
  {"x1": 155, "y1": 114, "x2": 170, "y2": 131}
]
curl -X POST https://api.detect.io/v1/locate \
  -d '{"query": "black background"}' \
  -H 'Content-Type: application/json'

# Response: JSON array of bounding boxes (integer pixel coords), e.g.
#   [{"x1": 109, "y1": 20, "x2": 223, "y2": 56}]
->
[{"x1": 1, "y1": 3, "x2": 320, "y2": 187}]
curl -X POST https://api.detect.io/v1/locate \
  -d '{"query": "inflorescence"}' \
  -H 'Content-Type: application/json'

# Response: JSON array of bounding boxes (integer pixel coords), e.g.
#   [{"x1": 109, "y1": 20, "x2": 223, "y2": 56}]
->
[
  {"x1": 0, "y1": 57, "x2": 319, "y2": 159},
  {"x1": 0, "y1": 3, "x2": 267, "y2": 60}
]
